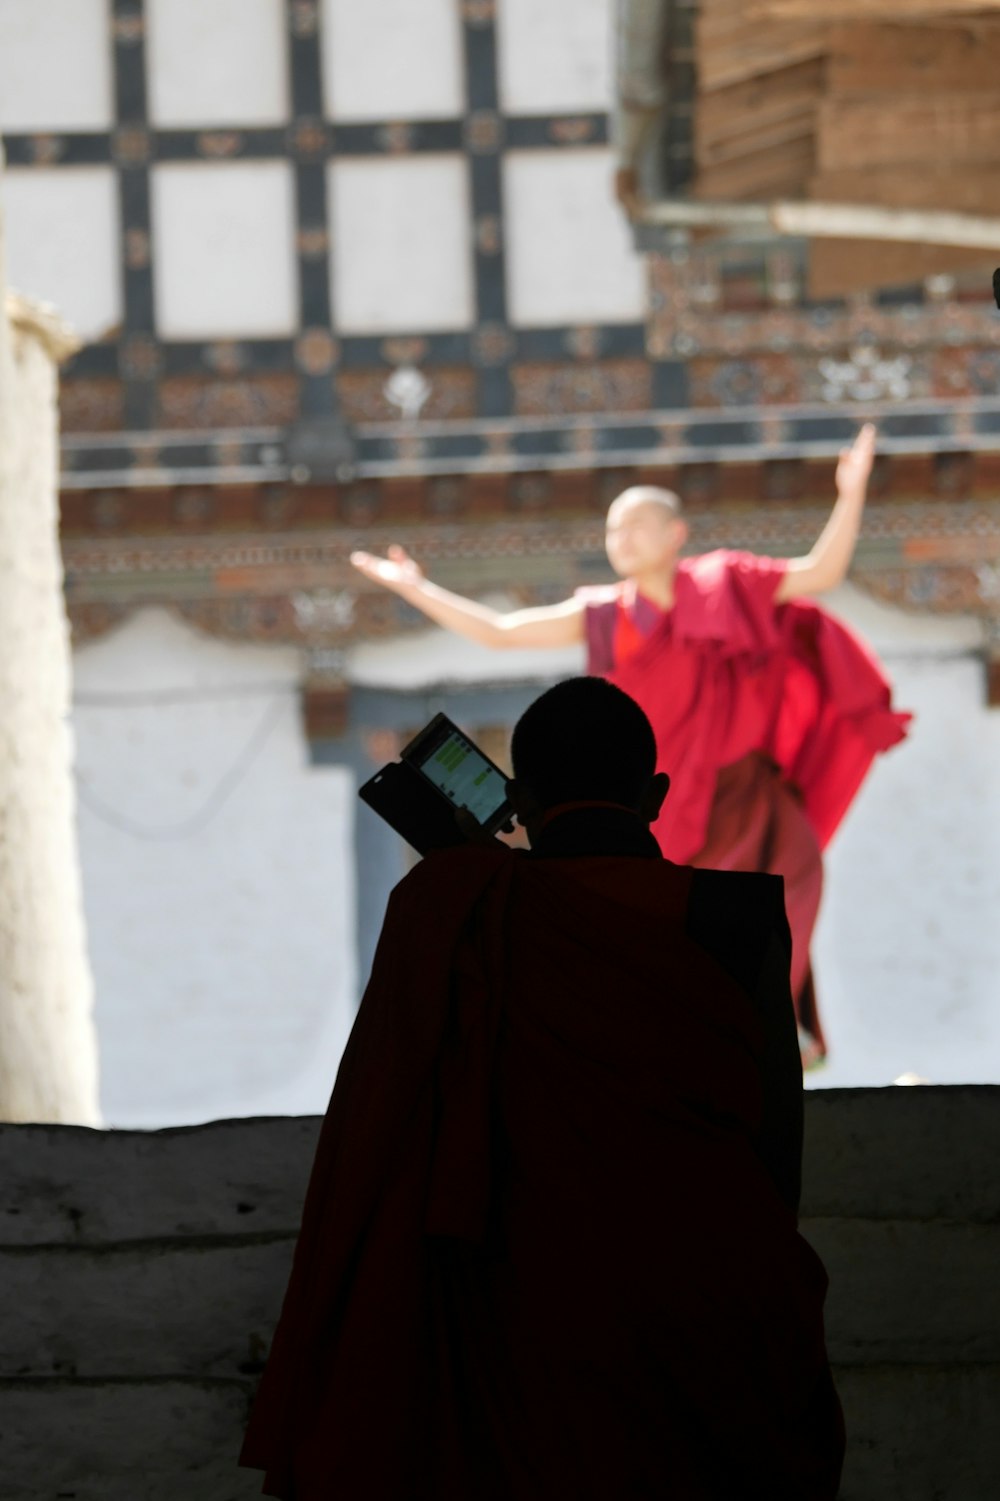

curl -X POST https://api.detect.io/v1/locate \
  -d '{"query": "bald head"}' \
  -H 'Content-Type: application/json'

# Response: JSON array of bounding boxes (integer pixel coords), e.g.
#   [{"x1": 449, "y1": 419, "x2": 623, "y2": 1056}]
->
[
  {"x1": 605, "y1": 485, "x2": 687, "y2": 582},
  {"x1": 607, "y1": 485, "x2": 683, "y2": 524}
]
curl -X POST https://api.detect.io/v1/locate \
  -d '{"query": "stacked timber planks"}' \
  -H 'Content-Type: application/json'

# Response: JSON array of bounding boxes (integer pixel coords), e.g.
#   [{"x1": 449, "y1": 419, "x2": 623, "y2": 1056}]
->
[
  {"x1": 691, "y1": 2, "x2": 1000, "y2": 297},
  {"x1": 693, "y1": 0, "x2": 829, "y2": 202}
]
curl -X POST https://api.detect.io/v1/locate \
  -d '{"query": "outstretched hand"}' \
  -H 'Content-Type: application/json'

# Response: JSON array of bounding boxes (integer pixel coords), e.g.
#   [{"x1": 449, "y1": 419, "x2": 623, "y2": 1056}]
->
[
  {"x1": 349, "y1": 544, "x2": 425, "y2": 594},
  {"x1": 836, "y1": 423, "x2": 877, "y2": 502}
]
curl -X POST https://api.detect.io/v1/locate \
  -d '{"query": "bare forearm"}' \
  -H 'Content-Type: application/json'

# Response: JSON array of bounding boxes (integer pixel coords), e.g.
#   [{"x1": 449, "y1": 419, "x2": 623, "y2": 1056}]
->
[
  {"x1": 779, "y1": 424, "x2": 875, "y2": 600},
  {"x1": 352, "y1": 546, "x2": 584, "y2": 646},
  {"x1": 399, "y1": 578, "x2": 506, "y2": 646},
  {"x1": 808, "y1": 484, "x2": 865, "y2": 585}
]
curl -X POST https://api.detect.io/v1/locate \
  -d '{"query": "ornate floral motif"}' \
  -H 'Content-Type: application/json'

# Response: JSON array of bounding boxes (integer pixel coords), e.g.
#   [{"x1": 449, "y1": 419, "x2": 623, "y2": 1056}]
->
[
  {"x1": 376, "y1": 122, "x2": 415, "y2": 154},
  {"x1": 28, "y1": 134, "x2": 66, "y2": 165},
  {"x1": 460, "y1": 0, "x2": 496, "y2": 25},
  {"x1": 513, "y1": 360, "x2": 651, "y2": 417},
  {"x1": 296, "y1": 328, "x2": 337, "y2": 375},
  {"x1": 473, "y1": 323, "x2": 515, "y2": 367},
  {"x1": 158, "y1": 376, "x2": 298, "y2": 431},
  {"x1": 290, "y1": 0, "x2": 319, "y2": 38},
  {"x1": 475, "y1": 215, "x2": 502, "y2": 256},
  {"x1": 380, "y1": 337, "x2": 428, "y2": 367},
  {"x1": 111, "y1": 11, "x2": 144, "y2": 44},
  {"x1": 549, "y1": 118, "x2": 597, "y2": 145},
  {"x1": 213, "y1": 438, "x2": 245, "y2": 469},
  {"x1": 564, "y1": 326, "x2": 602, "y2": 360},
  {"x1": 292, "y1": 588, "x2": 356, "y2": 637},
  {"x1": 510, "y1": 475, "x2": 552, "y2": 511},
  {"x1": 204, "y1": 342, "x2": 249, "y2": 376},
  {"x1": 337, "y1": 368, "x2": 475, "y2": 423},
  {"x1": 119, "y1": 335, "x2": 160, "y2": 380},
  {"x1": 173, "y1": 488, "x2": 216, "y2": 527},
  {"x1": 68, "y1": 601, "x2": 131, "y2": 643},
  {"x1": 339, "y1": 484, "x2": 382, "y2": 525},
  {"x1": 464, "y1": 111, "x2": 503, "y2": 154},
  {"x1": 257, "y1": 487, "x2": 298, "y2": 527},
  {"x1": 427, "y1": 477, "x2": 466, "y2": 516},
  {"x1": 289, "y1": 119, "x2": 329, "y2": 158},
  {"x1": 296, "y1": 226, "x2": 329, "y2": 259},
  {"x1": 60, "y1": 380, "x2": 125, "y2": 434},
  {"x1": 818, "y1": 346, "x2": 913, "y2": 404},
  {"x1": 648, "y1": 252, "x2": 1000, "y2": 363},
  {"x1": 90, "y1": 491, "x2": 128, "y2": 530},
  {"x1": 112, "y1": 126, "x2": 151, "y2": 165},
  {"x1": 124, "y1": 228, "x2": 151, "y2": 270},
  {"x1": 197, "y1": 132, "x2": 244, "y2": 159},
  {"x1": 383, "y1": 366, "x2": 432, "y2": 420}
]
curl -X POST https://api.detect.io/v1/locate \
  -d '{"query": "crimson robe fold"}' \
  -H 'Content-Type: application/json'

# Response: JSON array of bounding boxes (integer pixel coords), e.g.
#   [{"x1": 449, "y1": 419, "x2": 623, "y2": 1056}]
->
[
  {"x1": 241, "y1": 844, "x2": 845, "y2": 1500},
  {"x1": 581, "y1": 550, "x2": 912, "y2": 1055}
]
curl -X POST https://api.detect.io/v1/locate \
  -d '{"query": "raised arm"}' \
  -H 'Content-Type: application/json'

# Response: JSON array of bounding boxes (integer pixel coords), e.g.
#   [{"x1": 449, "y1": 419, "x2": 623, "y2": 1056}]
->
[
  {"x1": 775, "y1": 423, "x2": 876, "y2": 602},
  {"x1": 350, "y1": 545, "x2": 585, "y2": 649}
]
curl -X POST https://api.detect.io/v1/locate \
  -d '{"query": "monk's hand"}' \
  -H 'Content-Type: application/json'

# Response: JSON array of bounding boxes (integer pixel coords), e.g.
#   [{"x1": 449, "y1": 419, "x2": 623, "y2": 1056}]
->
[
  {"x1": 836, "y1": 423, "x2": 877, "y2": 503},
  {"x1": 454, "y1": 805, "x2": 501, "y2": 845},
  {"x1": 349, "y1": 544, "x2": 425, "y2": 595}
]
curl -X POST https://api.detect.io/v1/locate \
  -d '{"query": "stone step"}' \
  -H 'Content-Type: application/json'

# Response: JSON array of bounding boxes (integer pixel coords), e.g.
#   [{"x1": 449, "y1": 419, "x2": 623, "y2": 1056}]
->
[
  {"x1": 0, "y1": 1378, "x2": 261, "y2": 1501},
  {"x1": 2, "y1": 1218, "x2": 998, "y2": 1382},
  {"x1": 2, "y1": 1088, "x2": 998, "y2": 1249},
  {"x1": 836, "y1": 1363, "x2": 1000, "y2": 1501},
  {"x1": 0, "y1": 1117, "x2": 320, "y2": 1247},
  {"x1": 3, "y1": 1364, "x2": 998, "y2": 1501}
]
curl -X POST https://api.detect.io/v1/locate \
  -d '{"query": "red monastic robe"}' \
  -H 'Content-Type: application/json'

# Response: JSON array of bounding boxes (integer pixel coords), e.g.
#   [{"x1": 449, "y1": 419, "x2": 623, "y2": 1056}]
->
[
  {"x1": 241, "y1": 843, "x2": 845, "y2": 1501},
  {"x1": 580, "y1": 551, "x2": 912, "y2": 1058}
]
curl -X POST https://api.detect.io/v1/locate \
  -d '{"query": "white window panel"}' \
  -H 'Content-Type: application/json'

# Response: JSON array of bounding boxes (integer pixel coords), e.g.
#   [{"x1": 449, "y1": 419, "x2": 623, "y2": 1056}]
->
[
  {"x1": 503, "y1": 149, "x2": 647, "y2": 327},
  {"x1": 146, "y1": 0, "x2": 289, "y2": 126},
  {"x1": 321, "y1": 0, "x2": 463, "y2": 121},
  {"x1": 497, "y1": 0, "x2": 612, "y2": 116},
  {"x1": 0, "y1": 0, "x2": 112, "y2": 130},
  {"x1": 2, "y1": 168, "x2": 121, "y2": 341},
  {"x1": 152, "y1": 163, "x2": 297, "y2": 338},
  {"x1": 329, "y1": 157, "x2": 473, "y2": 334}
]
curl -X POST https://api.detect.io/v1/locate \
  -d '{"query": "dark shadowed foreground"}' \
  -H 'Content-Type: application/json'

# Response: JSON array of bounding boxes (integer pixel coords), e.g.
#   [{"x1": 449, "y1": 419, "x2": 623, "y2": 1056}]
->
[{"x1": 1, "y1": 1086, "x2": 998, "y2": 1500}]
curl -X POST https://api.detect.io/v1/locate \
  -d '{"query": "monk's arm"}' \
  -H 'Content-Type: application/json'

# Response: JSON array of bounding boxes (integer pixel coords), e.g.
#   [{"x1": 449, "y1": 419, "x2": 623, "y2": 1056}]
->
[
  {"x1": 775, "y1": 422, "x2": 875, "y2": 602},
  {"x1": 351, "y1": 546, "x2": 585, "y2": 648}
]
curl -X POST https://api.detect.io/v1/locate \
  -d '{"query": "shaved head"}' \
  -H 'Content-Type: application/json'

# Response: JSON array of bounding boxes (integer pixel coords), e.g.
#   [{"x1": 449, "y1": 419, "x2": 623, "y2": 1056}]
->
[
  {"x1": 604, "y1": 484, "x2": 688, "y2": 582},
  {"x1": 607, "y1": 485, "x2": 683, "y2": 522}
]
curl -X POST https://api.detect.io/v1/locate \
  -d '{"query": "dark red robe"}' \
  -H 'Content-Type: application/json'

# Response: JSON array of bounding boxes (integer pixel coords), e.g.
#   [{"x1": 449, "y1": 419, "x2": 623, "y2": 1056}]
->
[
  {"x1": 581, "y1": 551, "x2": 912, "y2": 1059},
  {"x1": 241, "y1": 841, "x2": 844, "y2": 1500}
]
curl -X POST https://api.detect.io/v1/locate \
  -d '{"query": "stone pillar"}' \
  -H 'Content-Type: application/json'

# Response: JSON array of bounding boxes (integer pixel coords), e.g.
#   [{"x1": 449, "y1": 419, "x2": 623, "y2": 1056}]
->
[{"x1": 0, "y1": 155, "x2": 100, "y2": 1124}]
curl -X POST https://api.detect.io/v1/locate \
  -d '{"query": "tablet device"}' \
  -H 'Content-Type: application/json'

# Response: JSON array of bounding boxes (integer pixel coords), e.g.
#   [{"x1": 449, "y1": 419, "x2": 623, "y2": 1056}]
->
[{"x1": 359, "y1": 713, "x2": 513, "y2": 855}]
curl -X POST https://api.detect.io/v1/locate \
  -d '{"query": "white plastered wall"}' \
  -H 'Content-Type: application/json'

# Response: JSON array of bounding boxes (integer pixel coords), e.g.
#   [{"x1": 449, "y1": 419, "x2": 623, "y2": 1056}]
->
[
  {"x1": 808, "y1": 584, "x2": 1000, "y2": 1089},
  {"x1": 72, "y1": 609, "x2": 356, "y2": 1127}
]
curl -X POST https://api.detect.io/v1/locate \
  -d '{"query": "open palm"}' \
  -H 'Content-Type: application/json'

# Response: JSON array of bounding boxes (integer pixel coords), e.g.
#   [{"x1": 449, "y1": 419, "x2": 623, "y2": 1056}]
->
[
  {"x1": 836, "y1": 423, "x2": 877, "y2": 500},
  {"x1": 350, "y1": 544, "x2": 425, "y2": 592}
]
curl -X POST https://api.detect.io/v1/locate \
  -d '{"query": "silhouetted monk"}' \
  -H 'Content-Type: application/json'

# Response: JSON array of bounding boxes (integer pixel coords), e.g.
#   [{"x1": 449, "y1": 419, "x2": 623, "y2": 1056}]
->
[
  {"x1": 241, "y1": 678, "x2": 845, "y2": 1500},
  {"x1": 351, "y1": 425, "x2": 911, "y2": 1064}
]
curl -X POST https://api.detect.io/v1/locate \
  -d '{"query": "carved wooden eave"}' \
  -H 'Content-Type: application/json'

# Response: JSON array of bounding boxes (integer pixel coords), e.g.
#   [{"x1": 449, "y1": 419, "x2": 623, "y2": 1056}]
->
[
  {"x1": 625, "y1": 0, "x2": 1000, "y2": 299},
  {"x1": 59, "y1": 473, "x2": 1000, "y2": 709}
]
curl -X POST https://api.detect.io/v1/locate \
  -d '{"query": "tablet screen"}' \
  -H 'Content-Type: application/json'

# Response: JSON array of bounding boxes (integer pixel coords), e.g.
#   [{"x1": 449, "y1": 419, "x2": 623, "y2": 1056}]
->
[{"x1": 413, "y1": 726, "x2": 509, "y2": 826}]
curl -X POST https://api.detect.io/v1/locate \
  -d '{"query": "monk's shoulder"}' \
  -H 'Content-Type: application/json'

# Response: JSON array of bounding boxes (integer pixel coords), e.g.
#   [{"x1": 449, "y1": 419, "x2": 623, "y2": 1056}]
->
[
  {"x1": 683, "y1": 549, "x2": 783, "y2": 589},
  {"x1": 684, "y1": 868, "x2": 788, "y2": 992},
  {"x1": 574, "y1": 582, "x2": 622, "y2": 607},
  {"x1": 392, "y1": 843, "x2": 511, "y2": 904}
]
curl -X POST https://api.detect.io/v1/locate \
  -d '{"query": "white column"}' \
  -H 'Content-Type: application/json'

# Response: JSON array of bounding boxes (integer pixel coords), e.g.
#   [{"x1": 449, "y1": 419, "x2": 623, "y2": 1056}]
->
[{"x1": 0, "y1": 148, "x2": 100, "y2": 1124}]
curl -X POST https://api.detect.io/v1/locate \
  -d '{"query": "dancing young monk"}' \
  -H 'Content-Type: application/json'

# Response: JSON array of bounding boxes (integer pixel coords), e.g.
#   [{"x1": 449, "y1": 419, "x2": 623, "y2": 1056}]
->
[{"x1": 351, "y1": 424, "x2": 911, "y2": 1065}]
